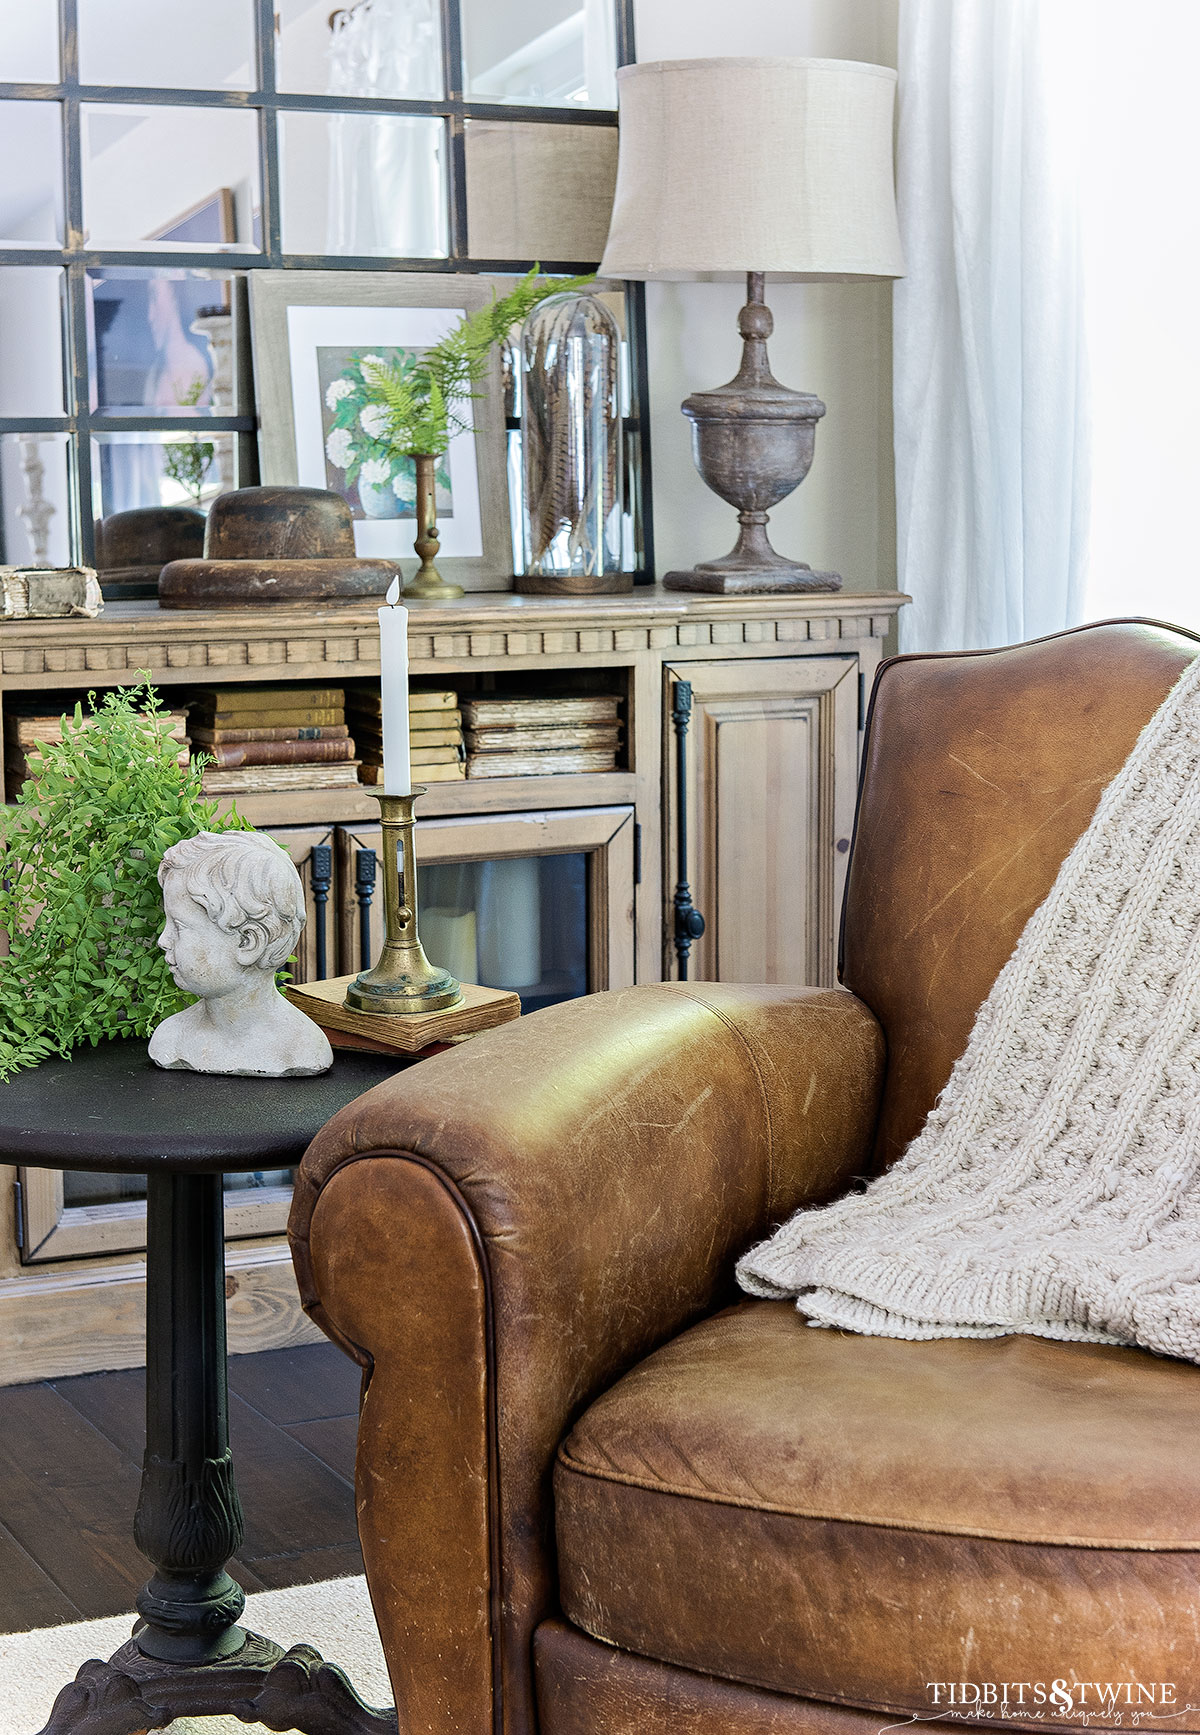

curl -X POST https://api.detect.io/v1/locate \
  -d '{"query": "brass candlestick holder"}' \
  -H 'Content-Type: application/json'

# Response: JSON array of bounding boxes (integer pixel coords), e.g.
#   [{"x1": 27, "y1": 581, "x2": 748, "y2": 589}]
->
[{"x1": 343, "y1": 788, "x2": 463, "y2": 1015}]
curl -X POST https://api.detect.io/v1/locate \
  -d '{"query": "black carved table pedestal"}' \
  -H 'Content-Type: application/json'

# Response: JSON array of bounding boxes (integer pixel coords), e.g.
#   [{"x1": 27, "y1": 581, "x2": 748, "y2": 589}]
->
[{"x1": 0, "y1": 1040, "x2": 403, "y2": 1735}]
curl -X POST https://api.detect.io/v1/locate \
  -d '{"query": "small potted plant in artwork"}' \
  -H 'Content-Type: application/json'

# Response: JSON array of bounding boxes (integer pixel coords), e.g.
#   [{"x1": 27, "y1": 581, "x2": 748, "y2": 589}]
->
[
  {"x1": 0, "y1": 681, "x2": 252, "y2": 1078},
  {"x1": 322, "y1": 268, "x2": 593, "y2": 600}
]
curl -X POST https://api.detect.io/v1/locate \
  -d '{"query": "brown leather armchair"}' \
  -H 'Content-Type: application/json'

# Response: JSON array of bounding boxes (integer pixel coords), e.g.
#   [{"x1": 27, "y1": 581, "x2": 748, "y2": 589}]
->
[{"x1": 290, "y1": 621, "x2": 1200, "y2": 1735}]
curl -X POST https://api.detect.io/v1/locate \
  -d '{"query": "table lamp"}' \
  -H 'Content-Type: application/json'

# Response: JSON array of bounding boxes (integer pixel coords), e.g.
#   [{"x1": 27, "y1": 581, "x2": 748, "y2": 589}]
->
[{"x1": 599, "y1": 56, "x2": 904, "y2": 593}]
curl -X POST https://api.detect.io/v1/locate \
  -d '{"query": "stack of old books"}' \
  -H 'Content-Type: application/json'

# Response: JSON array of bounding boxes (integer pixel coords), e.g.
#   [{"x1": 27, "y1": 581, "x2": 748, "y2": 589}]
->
[
  {"x1": 188, "y1": 685, "x2": 359, "y2": 796},
  {"x1": 347, "y1": 688, "x2": 466, "y2": 784},
  {"x1": 4, "y1": 703, "x2": 189, "y2": 802},
  {"x1": 463, "y1": 694, "x2": 621, "y2": 778}
]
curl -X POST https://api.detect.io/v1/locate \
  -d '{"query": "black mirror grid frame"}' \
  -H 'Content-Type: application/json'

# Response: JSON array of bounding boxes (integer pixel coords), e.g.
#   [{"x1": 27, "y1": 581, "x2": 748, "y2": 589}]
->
[{"x1": 0, "y1": 0, "x2": 654, "y2": 580}]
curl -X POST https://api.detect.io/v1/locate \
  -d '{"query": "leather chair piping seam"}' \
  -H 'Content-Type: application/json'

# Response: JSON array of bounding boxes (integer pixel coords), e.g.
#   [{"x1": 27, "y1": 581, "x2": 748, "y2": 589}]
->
[
  {"x1": 298, "y1": 1146, "x2": 507, "y2": 1733},
  {"x1": 554, "y1": 1445, "x2": 1198, "y2": 1550},
  {"x1": 669, "y1": 985, "x2": 776, "y2": 1215},
  {"x1": 559, "y1": 1626, "x2": 1139, "y2": 1735}
]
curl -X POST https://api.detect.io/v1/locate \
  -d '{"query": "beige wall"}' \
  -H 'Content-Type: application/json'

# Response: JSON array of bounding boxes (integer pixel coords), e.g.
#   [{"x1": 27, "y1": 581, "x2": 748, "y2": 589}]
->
[{"x1": 632, "y1": 0, "x2": 899, "y2": 590}]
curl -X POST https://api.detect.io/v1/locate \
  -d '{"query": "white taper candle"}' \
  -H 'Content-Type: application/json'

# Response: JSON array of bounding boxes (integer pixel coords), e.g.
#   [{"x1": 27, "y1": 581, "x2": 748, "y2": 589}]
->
[{"x1": 378, "y1": 575, "x2": 411, "y2": 796}]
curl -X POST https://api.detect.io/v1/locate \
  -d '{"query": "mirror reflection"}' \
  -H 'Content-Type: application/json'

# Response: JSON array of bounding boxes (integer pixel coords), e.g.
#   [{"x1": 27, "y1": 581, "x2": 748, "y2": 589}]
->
[
  {"x1": 80, "y1": 105, "x2": 260, "y2": 252},
  {"x1": 461, "y1": 0, "x2": 617, "y2": 107},
  {"x1": 88, "y1": 269, "x2": 240, "y2": 415},
  {"x1": 279, "y1": 112, "x2": 448, "y2": 257},
  {"x1": 0, "y1": 269, "x2": 65, "y2": 417},
  {"x1": 77, "y1": 0, "x2": 255, "y2": 91},
  {"x1": 0, "y1": 434, "x2": 71, "y2": 567},
  {"x1": 0, "y1": 103, "x2": 63, "y2": 247},
  {"x1": 277, "y1": 0, "x2": 442, "y2": 100},
  {"x1": 0, "y1": 0, "x2": 59, "y2": 82}
]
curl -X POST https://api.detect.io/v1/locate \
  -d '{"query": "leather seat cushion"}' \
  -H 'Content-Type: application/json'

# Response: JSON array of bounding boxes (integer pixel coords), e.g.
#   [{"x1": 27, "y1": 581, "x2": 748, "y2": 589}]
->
[{"x1": 555, "y1": 1300, "x2": 1200, "y2": 1723}]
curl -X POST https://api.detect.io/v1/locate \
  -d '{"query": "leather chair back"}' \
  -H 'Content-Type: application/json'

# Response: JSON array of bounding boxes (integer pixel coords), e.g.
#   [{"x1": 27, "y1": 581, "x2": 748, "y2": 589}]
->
[{"x1": 841, "y1": 620, "x2": 1200, "y2": 1171}]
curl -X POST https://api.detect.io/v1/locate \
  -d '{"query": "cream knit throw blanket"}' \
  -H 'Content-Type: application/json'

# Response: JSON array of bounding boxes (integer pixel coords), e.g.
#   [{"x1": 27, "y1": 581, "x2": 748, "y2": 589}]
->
[{"x1": 738, "y1": 652, "x2": 1200, "y2": 1364}]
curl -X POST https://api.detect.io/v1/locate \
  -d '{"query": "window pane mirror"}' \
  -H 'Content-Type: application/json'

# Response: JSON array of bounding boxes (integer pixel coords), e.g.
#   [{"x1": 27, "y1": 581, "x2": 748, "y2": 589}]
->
[
  {"x1": 0, "y1": 102, "x2": 64, "y2": 247},
  {"x1": 87, "y1": 269, "x2": 242, "y2": 415},
  {"x1": 0, "y1": 269, "x2": 65, "y2": 416},
  {"x1": 277, "y1": 0, "x2": 443, "y2": 100},
  {"x1": 0, "y1": 432, "x2": 72, "y2": 566},
  {"x1": 77, "y1": 0, "x2": 256, "y2": 91},
  {"x1": 278, "y1": 111, "x2": 448, "y2": 257},
  {"x1": 80, "y1": 105, "x2": 259, "y2": 251},
  {"x1": 0, "y1": 0, "x2": 59, "y2": 82},
  {"x1": 461, "y1": 0, "x2": 617, "y2": 107}
]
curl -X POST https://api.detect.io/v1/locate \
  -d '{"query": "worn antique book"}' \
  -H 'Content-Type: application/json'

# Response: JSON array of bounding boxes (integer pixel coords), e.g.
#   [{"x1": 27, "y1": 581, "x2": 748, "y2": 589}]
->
[
  {"x1": 1, "y1": 566, "x2": 102, "y2": 619},
  {"x1": 359, "y1": 760, "x2": 466, "y2": 784},
  {"x1": 10, "y1": 709, "x2": 188, "y2": 749},
  {"x1": 466, "y1": 747, "x2": 617, "y2": 778},
  {"x1": 192, "y1": 705, "x2": 346, "y2": 730},
  {"x1": 462, "y1": 695, "x2": 620, "y2": 727},
  {"x1": 466, "y1": 723, "x2": 621, "y2": 753},
  {"x1": 196, "y1": 738, "x2": 356, "y2": 769},
  {"x1": 191, "y1": 685, "x2": 345, "y2": 711},
  {"x1": 199, "y1": 761, "x2": 360, "y2": 794},
  {"x1": 409, "y1": 744, "x2": 465, "y2": 767},
  {"x1": 348, "y1": 689, "x2": 458, "y2": 715},
  {"x1": 287, "y1": 976, "x2": 520, "y2": 1055},
  {"x1": 355, "y1": 723, "x2": 464, "y2": 751},
  {"x1": 189, "y1": 722, "x2": 350, "y2": 745}
]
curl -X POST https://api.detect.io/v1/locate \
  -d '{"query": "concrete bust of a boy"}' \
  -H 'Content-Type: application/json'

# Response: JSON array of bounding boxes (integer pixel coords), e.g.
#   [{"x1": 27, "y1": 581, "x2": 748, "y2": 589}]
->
[{"x1": 148, "y1": 830, "x2": 332, "y2": 1077}]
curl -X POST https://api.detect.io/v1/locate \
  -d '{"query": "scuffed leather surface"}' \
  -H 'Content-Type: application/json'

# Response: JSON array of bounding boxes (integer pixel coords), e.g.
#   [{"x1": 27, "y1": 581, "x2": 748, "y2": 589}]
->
[
  {"x1": 290, "y1": 981, "x2": 884, "y2": 1735},
  {"x1": 306, "y1": 1157, "x2": 493, "y2": 1735},
  {"x1": 842, "y1": 621, "x2": 1200, "y2": 1169},
  {"x1": 556, "y1": 1299, "x2": 1200, "y2": 1720},
  {"x1": 534, "y1": 1620, "x2": 1036, "y2": 1735}
]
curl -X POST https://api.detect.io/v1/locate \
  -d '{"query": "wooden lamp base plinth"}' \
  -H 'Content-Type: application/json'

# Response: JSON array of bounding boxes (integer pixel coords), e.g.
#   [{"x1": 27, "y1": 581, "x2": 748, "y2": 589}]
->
[{"x1": 287, "y1": 976, "x2": 520, "y2": 1055}]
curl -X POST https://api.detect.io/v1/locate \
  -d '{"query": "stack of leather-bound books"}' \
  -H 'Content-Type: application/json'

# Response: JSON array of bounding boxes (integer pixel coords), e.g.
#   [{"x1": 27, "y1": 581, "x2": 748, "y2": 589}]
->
[
  {"x1": 347, "y1": 688, "x2": 466, "y2": 784},
  {"x1": 188, "y1": 685, "x2": 359, "y2": 795},
  {"x1": 4, "y1": 702, "x2": 189, "y2": 802},
  {"x1": 462, "y1": 694, "x2": 622, "y2": 778}
]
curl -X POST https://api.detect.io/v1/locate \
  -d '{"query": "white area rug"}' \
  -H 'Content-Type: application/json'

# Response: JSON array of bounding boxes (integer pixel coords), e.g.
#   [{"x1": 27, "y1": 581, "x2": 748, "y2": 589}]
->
[{"x1": 0, "y1": 1575, "x2": 392, "y2": 1735}]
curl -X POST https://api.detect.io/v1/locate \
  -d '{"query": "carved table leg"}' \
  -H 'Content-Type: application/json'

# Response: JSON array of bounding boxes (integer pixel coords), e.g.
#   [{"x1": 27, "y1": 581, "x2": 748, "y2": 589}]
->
[{"x1": 37, "y1": 1172, "x2": 396, "y2": 1735}]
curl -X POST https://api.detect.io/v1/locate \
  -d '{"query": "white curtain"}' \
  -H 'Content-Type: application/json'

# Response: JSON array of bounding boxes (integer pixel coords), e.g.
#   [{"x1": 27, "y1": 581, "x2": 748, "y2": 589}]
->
[{"x1": 894, "y1": 0, "x2": 1090, "y2": 652}]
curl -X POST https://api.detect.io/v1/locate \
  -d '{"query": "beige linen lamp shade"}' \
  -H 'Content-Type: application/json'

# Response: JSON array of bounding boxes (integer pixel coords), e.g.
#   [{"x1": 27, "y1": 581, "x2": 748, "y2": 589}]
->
[
  {"x1": 598, "y1": 55, "x2": 903, "y2": 595},
  {"x1": 599, "y1": 57, "x2": 904, "y2": 283}
]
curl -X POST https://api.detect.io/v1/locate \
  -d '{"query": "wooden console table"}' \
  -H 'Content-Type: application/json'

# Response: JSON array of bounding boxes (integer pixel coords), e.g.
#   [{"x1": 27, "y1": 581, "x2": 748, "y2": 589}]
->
[{"x1": 0, "y1": 585, "x2": 906, "y2": 1385}]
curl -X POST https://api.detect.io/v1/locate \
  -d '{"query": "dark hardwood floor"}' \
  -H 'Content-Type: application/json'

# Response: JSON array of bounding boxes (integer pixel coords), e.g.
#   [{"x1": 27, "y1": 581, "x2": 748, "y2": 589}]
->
[{"x1": 0, "y1": 1341, "x2": 363, "y2": 1634}]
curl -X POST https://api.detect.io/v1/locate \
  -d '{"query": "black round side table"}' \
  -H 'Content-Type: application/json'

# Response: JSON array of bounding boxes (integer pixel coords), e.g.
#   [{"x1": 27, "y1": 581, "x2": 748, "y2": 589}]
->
[{"x1": 0, "y1": 1039, "x2": 402, "y2": 1735}]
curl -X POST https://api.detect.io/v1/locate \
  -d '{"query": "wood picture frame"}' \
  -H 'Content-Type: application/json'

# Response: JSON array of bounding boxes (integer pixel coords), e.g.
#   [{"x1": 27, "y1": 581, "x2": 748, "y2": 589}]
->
[{"x1": 249, "y1": 270, "x2": 514, "y2": 592}]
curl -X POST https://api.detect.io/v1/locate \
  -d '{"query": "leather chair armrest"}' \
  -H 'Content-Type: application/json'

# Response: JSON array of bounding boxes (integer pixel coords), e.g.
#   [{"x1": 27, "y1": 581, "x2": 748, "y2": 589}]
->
[{"x1": 288, "y1": 981, "x2": 883, "y2": 1735}]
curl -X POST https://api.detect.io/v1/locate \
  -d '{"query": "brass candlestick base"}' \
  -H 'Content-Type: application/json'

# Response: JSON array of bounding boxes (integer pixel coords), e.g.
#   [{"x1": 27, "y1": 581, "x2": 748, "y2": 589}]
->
[
  {"x1": 343, "y1": 788, "x2": 463, "y2": 1015},
  {"x1": 405, "y1": 453, "x2": 464, "y2": 601}
]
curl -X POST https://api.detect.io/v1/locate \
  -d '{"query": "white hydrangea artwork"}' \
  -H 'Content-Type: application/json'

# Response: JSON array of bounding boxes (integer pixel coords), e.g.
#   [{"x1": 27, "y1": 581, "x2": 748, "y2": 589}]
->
[{"x1": 316, "y1": 344, "x2": 452, "y2": 525}]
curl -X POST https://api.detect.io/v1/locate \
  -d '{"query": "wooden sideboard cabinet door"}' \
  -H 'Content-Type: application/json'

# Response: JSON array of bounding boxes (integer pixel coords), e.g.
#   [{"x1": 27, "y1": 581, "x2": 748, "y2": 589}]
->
[{"x1": 664, "y1": 657, "x2": 859, "y2": 988}]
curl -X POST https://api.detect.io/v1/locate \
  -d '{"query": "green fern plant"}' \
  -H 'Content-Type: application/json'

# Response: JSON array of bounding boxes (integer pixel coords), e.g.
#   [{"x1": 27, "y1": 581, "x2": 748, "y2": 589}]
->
[
  {"x1": 359, "y1": 267, "x2": 596, "y2": 459},
  {"x1": 0, "y1": 680, "x2": 252, "y2": 1079}
]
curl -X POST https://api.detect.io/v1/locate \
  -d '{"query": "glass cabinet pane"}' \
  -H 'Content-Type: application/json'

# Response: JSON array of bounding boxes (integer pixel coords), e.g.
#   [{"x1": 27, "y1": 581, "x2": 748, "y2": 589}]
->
[
  {"x1": 78, "y1": 0, "x2": 256, "y2": 90},
  {"x1": 81, "y1": 104, "x2": 259, "y2": 251},
  {"x1": 278, "y1": 0, "x2": 443, "y2": 100},
  {"x1": 461, "y1": 0, "x2": 617, "y2": 108},
  {"x1": 0, "y1": 0, "x2": 59, "y2": 82},
  {"x1": 419, "y1": 854, "x2": 588, "y2": 1010},
  {"x1": 279, "y1": 111, "x2": 448, "y2": 257},
  {"x1": 0, "y1": 102, "x2": 64, "y2": 246},
  {"x1": 0, "y1": 269, "x2": 65, "y2": 415}
]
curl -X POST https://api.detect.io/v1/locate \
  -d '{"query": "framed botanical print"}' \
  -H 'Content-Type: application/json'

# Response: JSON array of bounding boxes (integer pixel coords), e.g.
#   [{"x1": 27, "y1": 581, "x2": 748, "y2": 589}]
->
[{"x1": 249, "y1": 270, "x2": 513, "y2": 592}]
